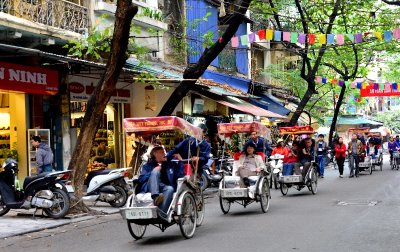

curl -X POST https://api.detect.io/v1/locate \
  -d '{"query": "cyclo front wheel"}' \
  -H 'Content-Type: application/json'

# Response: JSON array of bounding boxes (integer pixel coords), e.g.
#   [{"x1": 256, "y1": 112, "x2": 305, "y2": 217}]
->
[
  {"x1": 196, "y1": 190, "x2": 205, "y2": 227},
  {"x1": 280, "y1": 182, "x2": 288, "y2": 196},
  {"x1": 310, "y1": 168, "x2": 318, "y2": 195},
  {"x1": 260, "y1": 178, "x2": 270, "y2": 213},
  {"x1": 179, "y1": 192, "x2": 197, "y2": 239},
  {"x1": 219, "y1": 193, "x2": 230, "y2": 214},
  {"x1": 127, "y1": 221, "x2": 147, "y2": 240}
]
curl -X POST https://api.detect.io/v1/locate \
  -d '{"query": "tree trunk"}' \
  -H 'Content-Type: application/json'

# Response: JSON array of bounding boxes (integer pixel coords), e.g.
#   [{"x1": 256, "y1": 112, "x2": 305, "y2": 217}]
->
[
  {"x1": 68, "y1": 0, "x2": 138, "y2": 212},
  {"x1": 288, "y1": 84, "x2": 315, "y2": 126},
  {"x1": 158, "y1": 0, "x2": 252, "y2": 116},
  {"x1": 329, "y1": 83, "x2": 346, "y2": 146}
]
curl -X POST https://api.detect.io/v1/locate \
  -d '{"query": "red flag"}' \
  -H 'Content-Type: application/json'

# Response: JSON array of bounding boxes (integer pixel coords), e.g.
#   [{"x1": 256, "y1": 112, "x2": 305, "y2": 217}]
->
[
  {"x1": 257, "y1": 30, "x2": 266, "y2": 40},
  {"x1": 308, "y1": 34, "x2": 316, "y2": 44}
]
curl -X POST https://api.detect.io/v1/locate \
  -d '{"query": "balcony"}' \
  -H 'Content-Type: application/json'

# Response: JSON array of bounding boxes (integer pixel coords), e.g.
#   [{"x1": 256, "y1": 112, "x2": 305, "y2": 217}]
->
[{"x1": 0, "y1": 0, "x2": 88, "y2": 34}]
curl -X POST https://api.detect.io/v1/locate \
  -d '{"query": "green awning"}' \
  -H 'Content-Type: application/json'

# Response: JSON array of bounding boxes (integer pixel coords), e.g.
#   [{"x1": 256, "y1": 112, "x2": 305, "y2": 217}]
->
[{"x1": 324, "y1": 116, "x2": 383, "y2": 126}]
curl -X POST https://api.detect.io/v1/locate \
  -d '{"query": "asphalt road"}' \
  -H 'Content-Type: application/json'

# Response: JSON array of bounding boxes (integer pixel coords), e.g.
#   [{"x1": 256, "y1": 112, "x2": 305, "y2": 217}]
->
[{"x1": 2, "y1": 157, "x2": 400, "y2": 252}]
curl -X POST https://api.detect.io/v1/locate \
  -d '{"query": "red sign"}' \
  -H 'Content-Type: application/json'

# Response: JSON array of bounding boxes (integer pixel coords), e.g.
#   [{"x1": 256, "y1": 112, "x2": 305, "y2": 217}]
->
[
  {"x1": 217, "y1": 122, "x2": 268, "y2": 136},
  {"x1": 360, "y1": 85, "x2": 400, "y2": 97},
  {"x1": 279, "y1": 125, "x2": 314, "y2": 135},
  {"x1": 0, "y1": 62, "x2": 58, "y2": 95}
]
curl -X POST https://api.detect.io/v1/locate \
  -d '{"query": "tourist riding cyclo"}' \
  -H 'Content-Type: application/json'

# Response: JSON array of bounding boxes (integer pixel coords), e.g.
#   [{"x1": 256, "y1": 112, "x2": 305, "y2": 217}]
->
[
  {"x1": 277, "y1": 126, "x2": 318, "y2": 196},
  {"x1": 120, "y1": 116, "x2": 206, "y2": 240},
  {"x1": 347, "y1": 128, "x2": 373, "y2": 175},
  {"x1": 217, "y1": 121, "x2": 271, "y2": 214},
  {"x1": 367, "y1": 129, "x2": 384, "y2": 171}
]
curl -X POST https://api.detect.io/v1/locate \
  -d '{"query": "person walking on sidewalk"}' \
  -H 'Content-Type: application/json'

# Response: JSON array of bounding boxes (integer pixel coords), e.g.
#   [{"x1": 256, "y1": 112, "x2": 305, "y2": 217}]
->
[
  {"x1": 31, "y1": 136, "x2": 54, "y2": 174},
  {"x1": 347, "y1": 134, "x2": 364, "y2": 178},
  {"x1": 334, "y1": 137, "x2": 347, "y2": 178},
  {"x1": 315, "y1": 134, "x2": 327, "y2": 178}
]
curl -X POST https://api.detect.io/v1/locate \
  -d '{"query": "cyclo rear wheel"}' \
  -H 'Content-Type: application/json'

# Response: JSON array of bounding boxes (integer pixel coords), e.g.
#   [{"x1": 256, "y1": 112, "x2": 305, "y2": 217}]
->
[
  {"x1": 196, "y1": 190, "x2": 205, "y2": 227},
  {"x1": 127, "y1": 221, "x2": 147, "y2": 240},
  {"x1": 219, "y1": 193, "x2": 231, "y2": 214},
  {"x1": 179, "y1": 192, "x2": 197, "y2": 239},
  {"x1": 260, "y1": 178, "x2": 270, "y2": 213},
  {"x1": 310, "y1": 168, "x2": 318, "y2": 195}
]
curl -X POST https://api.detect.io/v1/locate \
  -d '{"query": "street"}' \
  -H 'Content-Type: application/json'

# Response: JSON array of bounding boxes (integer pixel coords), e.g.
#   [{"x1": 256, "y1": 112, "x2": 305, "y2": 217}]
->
[{"x1": 2, "y1": 158, "x2": 400, "y2": 252}]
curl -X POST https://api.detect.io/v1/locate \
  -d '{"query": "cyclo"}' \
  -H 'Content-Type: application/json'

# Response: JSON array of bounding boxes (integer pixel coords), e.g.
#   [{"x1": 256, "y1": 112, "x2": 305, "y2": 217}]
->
[
  {"x1": 278, "y1": 126, "x2": 318, "y2": 196},
  {"x1": 119, "y1": 116, "x2": 205, "y2": 239},
  {"x1": 368, "y1": 129, "x2": 383, "y2": 171},
  {"x1": 217, "y1": 122, "x2": 270, "y2": 214},
  {"x1": 348, "y1": 127, "x2": 373, "y2": 175}
]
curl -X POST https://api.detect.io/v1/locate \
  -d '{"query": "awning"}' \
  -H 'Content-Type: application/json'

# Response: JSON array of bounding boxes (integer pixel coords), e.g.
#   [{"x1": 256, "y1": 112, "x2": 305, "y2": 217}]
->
[
  {"x1": 193, "y1": 87, "x2": 286, "y2": 119},
  {"x1": 324, "y1": 116, "x2": 383, "y2": 126},
  {"x1": 250, "y1": 94, "x2": 291, "y2": 116},
  {"x1": 201, "y1": 70, "x2": 250, "y2": 93}
]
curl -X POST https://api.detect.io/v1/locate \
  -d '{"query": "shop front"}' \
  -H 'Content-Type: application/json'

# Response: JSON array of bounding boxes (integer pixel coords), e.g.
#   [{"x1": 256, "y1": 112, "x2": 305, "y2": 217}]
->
[
  {"x1": 68, "y1": 75, "x2": 132, "y2": 171},
  {"x1": 0, "y1": 61, "x2": 58, "y2": 179}
]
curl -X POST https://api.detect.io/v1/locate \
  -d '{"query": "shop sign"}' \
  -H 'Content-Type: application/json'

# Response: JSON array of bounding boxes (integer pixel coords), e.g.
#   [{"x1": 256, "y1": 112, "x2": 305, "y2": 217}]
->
[
  {"x1": 69, "y1": 78, "x2": 131, "y2": 103},
  {"x1": 0, "y1": 62, "x2": 58, "y2": 95},
  {"x1": 279, "y1": 125, "x2": 314, "y2": 135},
  {"x1": 360, "y1": 85, "x2": 400, "y2": 97}
]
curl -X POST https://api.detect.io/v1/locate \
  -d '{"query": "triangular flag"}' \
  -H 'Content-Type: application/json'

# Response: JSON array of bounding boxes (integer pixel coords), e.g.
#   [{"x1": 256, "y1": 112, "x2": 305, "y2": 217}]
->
[
  {"x1": 266, "y1": 29, "x2": 274, "y2": 40},
  {"x1": 231, "y1": 36, "x2": 239, "y2": 48},
  {"x1": 354, "y1": 33, "x2": 362, "y2": 43},
  {"x1": 308, "y1": 34, "x2": 316, "y2": 44},
  {"x1": 274, "y1": 31, "x2": 282, "y2": 41},
  {"x1": 375, "y1": 32, "x2": 383, "y2": 40},
  {"x1": 291, "y1": 32, "x2": 298, "y2": 43},
  {"x1": 249, "y1": 32, "x2": 256, "y2": 43},
  {"x1": 283, "y1": 32, "x2": 290, "y2": 42},
  {"x1": 298, "y1": 33, "x2": 306, "y2": 44},
  {"x1": 240, "y1": 35, "x2": 248, "y2": 46},
  {"x1": 318, "y1": 34, "x2": 326, "y2": 45},
  {"x1": 384, "y1": 31, "x2": 392, "y2": 42},
  {"x1": 327, "y1": 34, "x2": 334, "y2": 44},
  {"x1": 257, "y1": 30, "x2": 266, "y2": 40},
  {"x1": 336, "y1": 34, "x2": 344, "y2": 45}
]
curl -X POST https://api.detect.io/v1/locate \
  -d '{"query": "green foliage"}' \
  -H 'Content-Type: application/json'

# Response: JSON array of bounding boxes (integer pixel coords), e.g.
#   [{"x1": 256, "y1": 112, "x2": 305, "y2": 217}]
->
[
  {"x1": 376, "y1": 110, "x2": 400, "y2": 132},
  {"x1": 202, "y1": 31, "x2": 214, "y2": 48},
  {"x1": 141, "y1": 7, "x2": 163, "y2": 21}
]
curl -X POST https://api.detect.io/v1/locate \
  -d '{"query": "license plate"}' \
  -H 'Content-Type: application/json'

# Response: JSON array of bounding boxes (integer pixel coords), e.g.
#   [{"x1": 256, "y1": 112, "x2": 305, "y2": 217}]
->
[
  {"x1": 124, "y1": 208, "x2": 155, "y2": 219},
  {"x1": 283, "y1": 176, "x2": 302, "y2": 183},
  {"x1": 65, "y1": 185, "x2": 74, "y2": 193},
  {"x1": 222, "y1": 189, "x2": 247, "y2": 197}
]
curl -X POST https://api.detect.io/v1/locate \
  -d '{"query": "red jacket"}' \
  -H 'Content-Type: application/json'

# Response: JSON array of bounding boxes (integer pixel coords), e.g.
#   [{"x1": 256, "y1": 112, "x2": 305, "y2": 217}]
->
[{"x1": 335, "y1": 144, "x2": 346, "y2": 158}]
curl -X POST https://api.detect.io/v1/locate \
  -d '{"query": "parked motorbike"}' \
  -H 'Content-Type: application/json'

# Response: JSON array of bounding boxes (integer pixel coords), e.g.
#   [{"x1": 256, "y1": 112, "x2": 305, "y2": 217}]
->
[
  {"x1": 0, "y1": 158, "x2": 71, "y2": 219},
  {"x1": 269, "y1": 154, "x2": 284, "y2": 189},
  {"x1": 77, "y1": 168, "x2": 130, "y2": 207},
  {"x1": 325, "y1": 149, "x2": 337, "y2": 169},
  {"x1": 199, "y1": 155, "x2": 234, "y2": 191}
]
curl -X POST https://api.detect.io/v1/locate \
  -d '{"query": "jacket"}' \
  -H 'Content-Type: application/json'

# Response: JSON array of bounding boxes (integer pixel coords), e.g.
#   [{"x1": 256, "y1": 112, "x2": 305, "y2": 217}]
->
[
  {"x1": 166, "y1": 137, "x2": 210, "y2": 168},
  {"x1": 347, "y1": 140, "x2": 364, "y2": 156},
  {"x1": 238, "y1": 154, "x2": 266, "y2": 172},
  {"x1": 314, "y1": 140, "x2": 327, "y2": 156},
  {"x1": 334, "y1": 143, "x2": 347, "y2": 158},
  {"x1": 137, "y1": 160, "x2": 184, "y2": 193},
  {"x1": 388, "y1": 141, "x2": 399, "y2": 152},
  {"x1": 36, "y1": 142, "x2": 54, "y2": 168}
]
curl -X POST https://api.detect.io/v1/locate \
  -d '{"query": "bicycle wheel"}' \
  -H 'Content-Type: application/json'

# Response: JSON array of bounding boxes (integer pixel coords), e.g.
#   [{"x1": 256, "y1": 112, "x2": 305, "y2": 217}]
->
[
  {"x1": 260, "y1": 179, "x2": 270, "y2": 213},
  {"x1": 127, "y1": 221, "x2": 146, "y2": 240},
  {"x1": 178, "y1": 193, "x2": 197, "y2": 239},
  {"x1": 280, "y1": 182, "x2": 288, "y2": 196},
  {"x1": 196, "y1": 191, "x2": 204, "y2": 227},
  {"x1": 219, "y1": 194, "x2": 230, "y2": 214},
  {"x1": 310, "y1": 168, "x2": 318, "y2": 195}
]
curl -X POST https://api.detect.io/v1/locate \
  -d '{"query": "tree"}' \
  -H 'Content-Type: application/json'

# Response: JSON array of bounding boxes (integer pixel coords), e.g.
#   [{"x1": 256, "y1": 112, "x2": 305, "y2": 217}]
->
[
  {"x1": 158, "y1": 0, "x2": 253, "y2": 116},
  {"x1": 67, "y1": 0, "x2": 138, "y2": 212}
]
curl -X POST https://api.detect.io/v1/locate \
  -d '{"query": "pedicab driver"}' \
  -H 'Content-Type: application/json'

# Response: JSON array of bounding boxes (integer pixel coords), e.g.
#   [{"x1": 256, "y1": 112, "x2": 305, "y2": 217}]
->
[
  {"x1": 238, "y1": 142, "x2": 266, "y2": 188},
  {"x1": 166, "y1": 124, "x2": 211, "y2": 176},
  {"x1": 137, "y1": 146, "x2": 184, "y2": 216},
  {"x1": 244, "y1": 130, "x2": 273, "y2": 157}
]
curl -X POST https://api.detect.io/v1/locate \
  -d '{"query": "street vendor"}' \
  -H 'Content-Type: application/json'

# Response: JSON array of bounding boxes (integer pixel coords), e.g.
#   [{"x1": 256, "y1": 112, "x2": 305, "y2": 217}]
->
[
  {"x1": 244, "y1": 130, "x2": 272, "y2": 157},
  {"x1": 137, "y1": 146, "x2": 183, "y2": 216},
  {"x1": 166, "y1": 124, "x2": 211, "y2": 176}
]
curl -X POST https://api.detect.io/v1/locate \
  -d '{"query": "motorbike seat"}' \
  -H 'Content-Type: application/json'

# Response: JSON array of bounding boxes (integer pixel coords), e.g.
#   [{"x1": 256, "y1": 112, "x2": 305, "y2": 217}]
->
[
  {"x1": 23, "y1": 173, "x2": 48, "y2": 189},
  {"x1": 85, "y1": 169, "x2": 112, "y2": 185}
]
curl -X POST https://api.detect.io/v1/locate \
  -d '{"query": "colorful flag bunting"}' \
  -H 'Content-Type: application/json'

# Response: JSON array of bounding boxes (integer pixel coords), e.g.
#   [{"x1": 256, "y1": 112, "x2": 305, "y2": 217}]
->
[
  {"x1": 384, "y1": 31, "x2": 392, "y2": 42},
  {"x1": 393, "y1": 83, "x2": 398, "y2": 90},
  {"x1": 318, "y1": 34, "x2": 326, "y2": 45},
  {"x1": 249, "y1": 32, "x2": 256, "y2": 43},
  {"x1": 240, "y1": 34, "x2": 248, "y2": 46},
  {"x1": 338, "y1": 80, "x2": 344, "y2": 86},
  {"x1": 375, "y1": 32, "x2": 383, "y2": 40},
  {"x1": 266, "y1": 29, "x2": 274, "y2": 40},
  {"x1": 316, "y1": 76, "x2": 322, "y2": 83},
  {"x1": 299, "y1": 33, "x2": 306, "y2": 44},
  {"x1": 291, "y1": 32, "x2": 298, "y2": 43},
  {"x1": 308, "y1": 34, "x2": 316, "y2": 44},
  {"x1": 257, "y1": 30, "x2": 266, "y2": 40},
  {"x1": 327, "y1": 34, "x2": 334, "y2": 44},
  {"x1": 394, "y1": 28, "x2": 400, "y2": 40},
  {"x1": 374, "y1": 83, "x2": 379, "y2": 90},
  {"x1": 336, "y1": 34, "x2": 344, "y2": 45},
  {"x1": 283, "y1": 32, "x2": 290, "y2": 42},
  {"x1": 231, "y1": 36, "x2": 239, "y2": 48},
  {"x1": 274, "y1": 31, "x2": 282, "y2": 41},
  {"x1": 346, "y1": 34, "x2": 354, "y2": 42},
  {"x1": 322, "y1": 77, "x2": 327, "y2": 84},
  {"x1": 355, "y1": 33, "x2": 363, "y2": 43},
  {"x1": 357, "y1": 82, "x2": 362, "y2": 89}
]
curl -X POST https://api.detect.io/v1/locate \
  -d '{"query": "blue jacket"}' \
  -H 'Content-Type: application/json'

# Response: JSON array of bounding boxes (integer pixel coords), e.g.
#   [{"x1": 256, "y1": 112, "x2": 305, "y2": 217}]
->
[
  {"x1": 137, "y1": 160, "x2": 184, "y2": 193},
  {"x1": 244, "y1": 137, "x2": 272, "y2": 156},
  {"x1": 166, "y1": 137, "x2": 210, "y2": 168}
]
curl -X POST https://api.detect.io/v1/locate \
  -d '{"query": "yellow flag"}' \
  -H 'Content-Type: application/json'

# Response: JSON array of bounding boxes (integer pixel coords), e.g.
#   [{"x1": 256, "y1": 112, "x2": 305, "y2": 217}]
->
[
  {"x1": 318, "y1": 34, "x2": 326, "y2": 45},
  {"x1": 362, "y1": 83, "x2": 367, "y2": 89},
  {"x1": 266, "y1": 29, "x2": 274, "y2": 41},
  {"x1": 374, "y1": 32, "x2": 383, "y2": 40}
]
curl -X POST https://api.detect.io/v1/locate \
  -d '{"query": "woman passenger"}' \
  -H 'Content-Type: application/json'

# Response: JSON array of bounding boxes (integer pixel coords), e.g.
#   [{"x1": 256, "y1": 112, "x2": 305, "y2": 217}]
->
[{"x1": 237, "y1": 143, "x2": 266, "y2": 188}]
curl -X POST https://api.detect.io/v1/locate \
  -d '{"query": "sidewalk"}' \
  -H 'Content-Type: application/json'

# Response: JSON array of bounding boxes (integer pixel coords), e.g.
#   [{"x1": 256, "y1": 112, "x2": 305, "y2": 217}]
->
[
  {"x1": 0, "y1": 188, "x2": 218, "y2": 239},
  {"x1": 0, "y1": 202, "x2": 119, "y2": 239}
]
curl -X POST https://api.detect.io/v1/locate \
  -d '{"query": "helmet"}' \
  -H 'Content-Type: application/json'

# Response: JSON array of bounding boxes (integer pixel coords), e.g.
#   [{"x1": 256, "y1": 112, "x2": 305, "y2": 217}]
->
[{"x1": 2, "y1": 158, "x2": 18, "y2": 173}]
